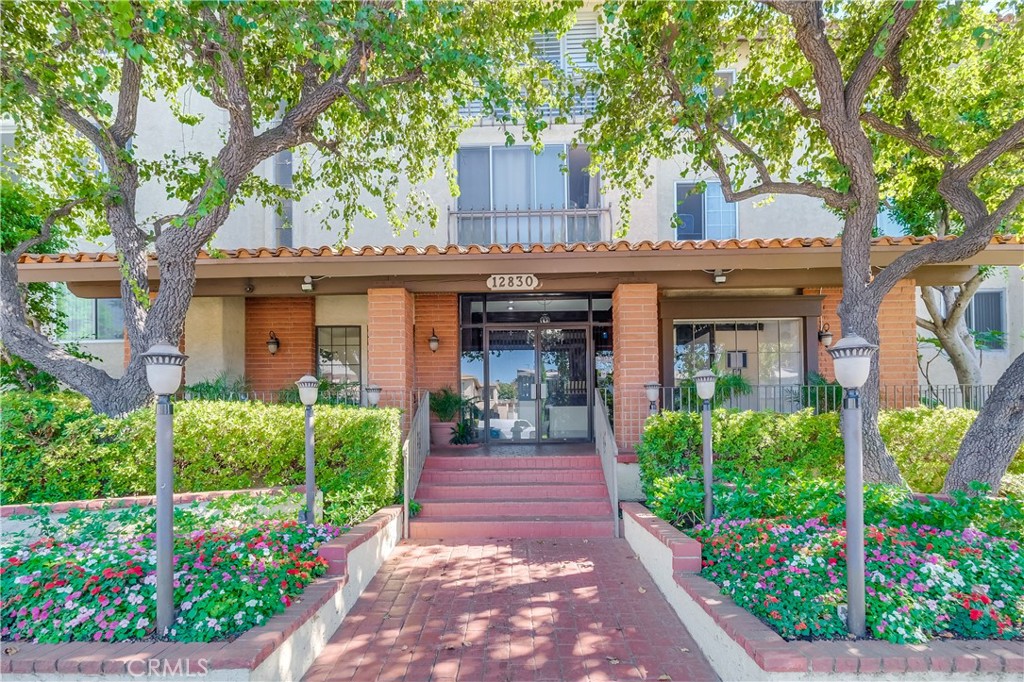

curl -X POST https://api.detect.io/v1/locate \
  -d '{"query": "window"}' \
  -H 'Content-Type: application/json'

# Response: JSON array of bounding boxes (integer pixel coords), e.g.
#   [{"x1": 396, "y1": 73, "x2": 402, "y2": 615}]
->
[
  {"x1": 673, "y1": 182, "x2": 737, "y2": 240},
  {"x1": 673, "y1": 319, "x2": 803, "y2": 386},
  {"x1": 532, "y1": 11, "x2": 598, "y2": 73},
  {"x1": 274, "y1": 149, "x2": 293, "y2": 247},
  {"x1": 966, "y1": 290, "x2": 1006, "y2": 350},
  {"x1": 875, "y1": 206, "x2": 904, "y2": 236},
  {"x1": 57, "y1": 287, "x2": 124, "y2": 341},
  {"x1": 455, "y1": 145, "x2": 602, "y2": 245},
  {"x1": 317, "y1": 326, "x2": 362, "y2": 400}
]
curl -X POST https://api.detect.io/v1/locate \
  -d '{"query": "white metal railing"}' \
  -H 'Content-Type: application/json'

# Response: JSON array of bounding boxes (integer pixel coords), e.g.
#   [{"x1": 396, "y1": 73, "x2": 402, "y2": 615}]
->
[
  {"x1": 402, "y1": 391, "x2": 431, "y2": 539},
  {"x1": 594, "y1": 388, "x2": 619, "y2": 538},
  {"x1": 448, "y1": 205, "x2": 612, "y2": 246}
]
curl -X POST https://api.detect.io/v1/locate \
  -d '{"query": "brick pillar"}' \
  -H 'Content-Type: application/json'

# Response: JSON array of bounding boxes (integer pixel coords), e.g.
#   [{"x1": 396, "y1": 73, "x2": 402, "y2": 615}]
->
[
  {"x1": 244, "y1": 297, "x2": 316, "y2": 393},
  {"x1": 367, "y1": 288, "x2": 415, "y2": 412},
  {"x1": 612, "y1": 283, "x2": 660, "y2": 450},
  {"x1": 804, "y1": 281, "x2": 919, "y2": 401},
  {"x1": 413, "y1": 293, "x2": 459, "y2": 394}
]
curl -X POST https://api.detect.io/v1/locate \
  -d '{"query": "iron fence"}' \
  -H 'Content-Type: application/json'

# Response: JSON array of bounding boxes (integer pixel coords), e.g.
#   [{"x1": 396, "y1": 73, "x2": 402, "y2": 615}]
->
[
  {"x1": 403, "y1": 391, "x2": 431, "y2": 539},
  {"x1": 593, "y1": 388, "x2": 619, "y2": 538},
  {"x1": 448, "y1": 205, "x2": 612, "y2": 247}
]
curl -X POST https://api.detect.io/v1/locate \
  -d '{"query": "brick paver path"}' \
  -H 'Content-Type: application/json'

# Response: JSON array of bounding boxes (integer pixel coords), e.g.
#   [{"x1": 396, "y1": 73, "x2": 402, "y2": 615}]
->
[{"x1": 303, "y1": 539, "x2": 718, "y2": 682}]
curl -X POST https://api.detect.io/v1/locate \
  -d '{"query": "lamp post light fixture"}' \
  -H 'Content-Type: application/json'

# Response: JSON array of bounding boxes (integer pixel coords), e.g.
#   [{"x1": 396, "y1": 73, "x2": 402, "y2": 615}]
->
[
  {"x1": 295, "y1": 375, "x2": 319, "y2": 525},
  {"x1": 827, "y1": 334, "x2": 878, "y2": 639},
  {"x1": 266, "y1": 331, "x2": 280, "y2": 355},
  {"x1": 140, "y1": 343, "x2": 188, "y2": 638},
  {"x1": 644, "y1": 381, "x2": 660, "y2": 414},
  {"x1": 428, "y1": 329, "x2": 440, "y2": 353},
  {"x1": 365, "y1": 384, "x2": 383, "y2": 408},
  {"x1": 693, "y1": 369, "x2": 717, "y2": 522}
]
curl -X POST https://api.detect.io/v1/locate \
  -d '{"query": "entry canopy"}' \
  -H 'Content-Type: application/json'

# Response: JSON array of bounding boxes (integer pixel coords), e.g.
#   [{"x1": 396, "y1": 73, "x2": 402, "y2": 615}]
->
[{"x1": 18, "y1": 236, "x2": 1023, "y2": 299}]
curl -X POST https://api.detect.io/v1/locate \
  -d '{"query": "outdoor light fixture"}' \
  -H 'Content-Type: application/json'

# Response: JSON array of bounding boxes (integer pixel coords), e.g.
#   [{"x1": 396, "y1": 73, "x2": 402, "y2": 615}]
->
[
  {"x1": 818, "y1": 323, "x2": 834, "y2": 348},
  {"x1": 713, "y1": 269, "x2": 727, "y2": 285},
  {"x1": 295, "y1": 375, "x2": 320, "y2": 525},
  {"x1": 267, "y1": 332, "x2": 280, "y2": 355},
  {"x1": 301, "y1": 275, "x2": 314, "y2": 293},
  {"x1": 140, "y1": 343, "x2": 188, "y2": 638},
  {"x1": 428, "y1": 328, "x2": 440, "y2": 353},
  {"x1": 365, "y1": 384, "x2": 382, "y2": 407},
  {"x1": 507, "y1": 301, "x2": 515, "y2": 311},
  {"x1": 693, "y1": 369, "x2": 717, "y2": 521},
  {"x1": 827, "y1": 334, "x2": 879, "y2": 639},
  {"x1": 644, "y1": 381, "x2": 660, "y2": 413}
]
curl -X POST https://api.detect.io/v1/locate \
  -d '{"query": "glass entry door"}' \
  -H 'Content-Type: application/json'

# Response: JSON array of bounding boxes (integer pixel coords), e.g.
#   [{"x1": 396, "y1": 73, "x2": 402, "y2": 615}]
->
[{"x1": 484, "y1": 327, "x2": 590, "y2": 443}]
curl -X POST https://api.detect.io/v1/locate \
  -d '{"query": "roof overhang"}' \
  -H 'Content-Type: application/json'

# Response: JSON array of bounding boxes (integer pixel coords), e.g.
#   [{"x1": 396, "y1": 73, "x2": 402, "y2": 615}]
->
[{"x1": 17, "y1": 236, "x2": 1023, "y2": 297}]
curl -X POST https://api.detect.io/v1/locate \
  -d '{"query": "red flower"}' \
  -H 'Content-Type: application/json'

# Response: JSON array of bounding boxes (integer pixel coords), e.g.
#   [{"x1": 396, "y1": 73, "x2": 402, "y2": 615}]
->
[
  {"x1": 765, "y1": 557, "x2": 775, "y2": 566},
  {"x1": 969, "y1": 609, "x2": 983, "y2": 622},
  {"x1": 795, "y1": 622, "x2": 807, "y2": 631}
]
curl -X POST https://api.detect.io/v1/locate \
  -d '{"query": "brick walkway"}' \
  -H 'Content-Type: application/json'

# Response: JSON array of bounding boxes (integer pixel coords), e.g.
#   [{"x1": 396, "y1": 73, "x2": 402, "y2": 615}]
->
[{"x1": 303, "y1": 539, "x2": 718, "y2": 682}]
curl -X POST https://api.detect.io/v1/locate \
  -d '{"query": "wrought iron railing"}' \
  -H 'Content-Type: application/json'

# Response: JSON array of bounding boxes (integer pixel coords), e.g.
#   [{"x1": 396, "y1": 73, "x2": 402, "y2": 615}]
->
[
  {"x1": 448, "y1": 205, "x2": 612, "y2": 246},
  {"x1": 594, "y1": 388, "x2": 620, "y2": 538},
  {"x1": 403, "y1": 391, "x2": 431, "y2": 539}
]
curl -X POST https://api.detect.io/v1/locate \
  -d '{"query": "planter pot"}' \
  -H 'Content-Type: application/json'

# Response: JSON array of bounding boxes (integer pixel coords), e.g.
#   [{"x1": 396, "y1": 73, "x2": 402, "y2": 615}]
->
[{"x1": 430, "y1": 421, "x2": 456, "y2": 446}]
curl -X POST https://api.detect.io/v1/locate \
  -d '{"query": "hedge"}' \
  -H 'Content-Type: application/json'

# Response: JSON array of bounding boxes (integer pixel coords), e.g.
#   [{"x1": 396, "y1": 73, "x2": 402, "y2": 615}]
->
[
  {"x1": 0, "y1": 391, "x2": 402, "y2": 526},
  {"x1": 636, "y1": 406, "x2": 1024, "y2": 497}
]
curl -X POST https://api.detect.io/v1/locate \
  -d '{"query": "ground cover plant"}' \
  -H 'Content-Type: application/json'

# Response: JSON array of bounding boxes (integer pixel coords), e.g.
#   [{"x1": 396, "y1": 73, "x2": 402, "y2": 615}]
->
[
  {"x1": 0, "y1": 491, "x2": 343, "y2": 643},
  {"x1": 0, "y1": 391, "x2": 402, "y2": 526}
]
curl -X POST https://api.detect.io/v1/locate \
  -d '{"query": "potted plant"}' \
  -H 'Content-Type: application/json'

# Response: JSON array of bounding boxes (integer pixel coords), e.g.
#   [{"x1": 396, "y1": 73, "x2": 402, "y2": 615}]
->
[
  {"x1": 429, "y1": 386, "x2": 465, "y2": 446},
  {"x1": 448, "y1": 419, "x2": 479, "y2": 448}
]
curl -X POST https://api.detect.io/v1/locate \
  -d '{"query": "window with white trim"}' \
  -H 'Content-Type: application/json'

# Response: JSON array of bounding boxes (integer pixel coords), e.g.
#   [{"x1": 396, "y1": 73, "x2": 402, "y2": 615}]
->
[
  {"x1": 56, "y1": 286, "x2": 124, "y2": 341},
  {"x1": 966, "y1": 290, "x2": 1006, "y2": 350},
  {"x1": 673, "y1": 182, "x2": 738, "y2": 240}
]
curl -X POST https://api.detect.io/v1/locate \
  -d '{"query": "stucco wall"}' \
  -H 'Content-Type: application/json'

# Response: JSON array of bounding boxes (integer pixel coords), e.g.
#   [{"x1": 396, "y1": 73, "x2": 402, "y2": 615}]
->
[
  {"x1": 314, "y1": 295, "x2": 370, "y2": 387},
  {"x1": 74, "y1": 340, "x2": 125, "y2": 379},
  {"x1": 182, "y1": 297, "x2": 246, "y2": 384}
]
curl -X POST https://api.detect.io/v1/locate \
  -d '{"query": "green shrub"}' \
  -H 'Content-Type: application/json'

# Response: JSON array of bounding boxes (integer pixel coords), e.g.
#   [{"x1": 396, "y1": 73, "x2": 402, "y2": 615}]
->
[{"x1": 0, "y1": 391, "x2": 402, "y2": 525}]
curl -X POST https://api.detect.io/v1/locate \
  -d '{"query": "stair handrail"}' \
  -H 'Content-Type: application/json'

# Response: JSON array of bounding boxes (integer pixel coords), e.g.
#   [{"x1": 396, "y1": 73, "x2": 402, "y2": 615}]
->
[
  {"x1": 403, "y1": 390, "x2": 431, "y2": 539},
  {"x1": 593, "y1": 389, "x2": 620, "y2": 538}
]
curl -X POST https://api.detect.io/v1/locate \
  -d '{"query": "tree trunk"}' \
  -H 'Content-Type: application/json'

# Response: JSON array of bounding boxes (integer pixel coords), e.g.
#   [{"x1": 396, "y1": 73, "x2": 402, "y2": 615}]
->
[
  {"x1": 919, "y1": 283, "x2": 985, "y2": 408},
  {"x1": 943, "y1": 351, "x2": 1024, "y2": 495}
]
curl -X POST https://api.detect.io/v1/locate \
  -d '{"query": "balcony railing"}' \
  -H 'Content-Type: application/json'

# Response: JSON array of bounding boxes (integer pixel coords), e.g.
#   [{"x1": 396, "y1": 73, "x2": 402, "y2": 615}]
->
[
  {"x1": 459, "y1": 89, "x2": 597, "y2": 126},
  {"x1": 448, "y1": 205, "x2": 612, "y2": 246}
]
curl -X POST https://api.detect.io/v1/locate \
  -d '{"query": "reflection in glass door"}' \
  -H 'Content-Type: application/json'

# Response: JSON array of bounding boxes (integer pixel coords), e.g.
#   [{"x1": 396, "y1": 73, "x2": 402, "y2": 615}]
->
[
  {"x1": 486, "y1": 329, "x2": 538, "y2": 442},
  {"x1": 540, "y1": 328, "x2": 589, "y2": 440}
]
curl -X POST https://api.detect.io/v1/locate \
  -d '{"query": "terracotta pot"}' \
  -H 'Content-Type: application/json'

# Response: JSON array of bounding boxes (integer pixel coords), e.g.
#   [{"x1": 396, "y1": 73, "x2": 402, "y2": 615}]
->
[{"x1": 430, "y1": 421, "x2": 456, "y2": 446}]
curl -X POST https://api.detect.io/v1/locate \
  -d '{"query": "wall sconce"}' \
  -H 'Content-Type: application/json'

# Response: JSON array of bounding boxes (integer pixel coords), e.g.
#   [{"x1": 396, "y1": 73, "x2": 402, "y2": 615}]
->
[
  {"x1": 428, "y1": 328, "x2": 440, "y2": 353},
  {"x1": 267, "y1": 331, "x2": 280, "y2": 355},
  {"x1": 301, "y1": 275, "x2": 314, "y2": 293},
  {"x1": 818, "y1": 323, "x2": 834, "y2": 348},
  {"x1": 713, "y1": 269, "x2": 727, "y2": 285}
]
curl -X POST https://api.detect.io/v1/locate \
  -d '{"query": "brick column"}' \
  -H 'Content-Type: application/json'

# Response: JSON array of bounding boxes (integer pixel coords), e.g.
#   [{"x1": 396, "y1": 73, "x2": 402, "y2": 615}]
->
[
  {"x1": 804, "y1": 280, "x2": 919, "y2": 401},
  {"x1": 413, "y1": 293, "x2": 459, "y2": 394},
  {"x1": 244, "y1": 297, "x2": 315, "y2": 393},
  {"x1": 612, "y1": 283, "x2": 660, "y2": 450},
  {"x1": 367, "y1": 288, "x2": 415, "y2": 412}
]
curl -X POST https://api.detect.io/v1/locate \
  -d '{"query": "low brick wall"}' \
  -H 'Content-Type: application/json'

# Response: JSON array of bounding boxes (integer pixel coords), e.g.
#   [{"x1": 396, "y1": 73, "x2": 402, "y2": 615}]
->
[
  {"x1": 622, "y1": 501, "x2": 1024, "y2": 680},
  {"x1": 1, "y1": 506, "x2": 404, "y2": 681}
]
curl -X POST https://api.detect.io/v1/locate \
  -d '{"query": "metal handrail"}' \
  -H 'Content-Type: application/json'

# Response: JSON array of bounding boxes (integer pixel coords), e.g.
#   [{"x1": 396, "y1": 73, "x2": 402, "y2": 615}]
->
[
  {"x1": 402, "y1": 391, "x2": 431, "y2": 539},
  {"x1": 594, "y1": 388, "x2": 619, "y2": 538},
  {"x1": 448, "y1": 205, "x2": 612, "y2": 246}
]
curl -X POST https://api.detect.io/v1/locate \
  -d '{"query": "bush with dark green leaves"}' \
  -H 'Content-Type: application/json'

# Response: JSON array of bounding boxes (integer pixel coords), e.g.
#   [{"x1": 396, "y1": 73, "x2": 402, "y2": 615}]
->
[{"x1": 0, "y1": 391, "x2": 402, "y2": 526}]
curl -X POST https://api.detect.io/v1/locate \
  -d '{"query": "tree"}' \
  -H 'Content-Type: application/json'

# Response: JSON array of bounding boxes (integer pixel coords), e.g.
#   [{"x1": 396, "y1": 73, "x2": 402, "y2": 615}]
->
[
  {"x1": 578, "y1": 0, "x2": 1024, "y2": 485},
  {"x1": 1, "y1": 0, "x2": 576, "y2": 415}
]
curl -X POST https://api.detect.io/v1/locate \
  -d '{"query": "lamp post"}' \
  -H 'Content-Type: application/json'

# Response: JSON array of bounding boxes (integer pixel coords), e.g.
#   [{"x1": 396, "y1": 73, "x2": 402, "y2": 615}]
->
[
  {"x1": 827, "y1": 334, "x2": 878, "y2": 638},
  {"x1": 644, "y1": 382, "x2": 660, "y2": 414},
  {"x1": 141, "y1": 343, "x2": 187, "y2": 638},
  {"x1": 694, "y1": 370, "x2": 717, "y2": 522},
  {"x1": 295, "y1": 375, "x2": 320, "y2": 524}
]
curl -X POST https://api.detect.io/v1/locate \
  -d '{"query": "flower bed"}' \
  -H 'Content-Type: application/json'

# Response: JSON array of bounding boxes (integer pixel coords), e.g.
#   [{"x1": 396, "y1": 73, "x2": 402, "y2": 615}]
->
[
  {"x1": 0, "y1": 493, "x2": 344, "y2": 643},
  {"x1": 694, "y1": 516, "x2": 1023, "y2": 644}
]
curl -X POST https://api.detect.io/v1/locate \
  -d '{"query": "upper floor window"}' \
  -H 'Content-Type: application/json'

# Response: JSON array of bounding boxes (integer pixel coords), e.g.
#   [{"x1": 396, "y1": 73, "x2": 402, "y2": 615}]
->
[
  {"x1": 453, "y1": 144, "x2": 606, "y2": 246},
  {"x1": 57, "y1": 286, "x2": 124, "y2": 341},
  {"x1": 966, "y1": 290, "x2": 1006, "y2": 350},
  {"x1": 674, "y1": 182, "x2": 737, "y2": 240},
  {"x1": 532, "y1": 12, "x2": 598, "y2": 73},
  {"x1": 274, "y1": 149, "x2": 293, "y2": 248}
]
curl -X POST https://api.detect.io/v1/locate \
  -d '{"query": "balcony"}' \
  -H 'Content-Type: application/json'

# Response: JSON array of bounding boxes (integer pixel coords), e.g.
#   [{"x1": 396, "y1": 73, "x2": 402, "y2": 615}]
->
[{"x1": 448, "y1": 205, "x2": 612, "y2": 247}]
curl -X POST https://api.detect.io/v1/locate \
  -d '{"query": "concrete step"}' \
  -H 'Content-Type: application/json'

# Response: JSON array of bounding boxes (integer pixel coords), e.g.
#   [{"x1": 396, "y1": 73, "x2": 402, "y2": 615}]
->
[
  {"x1": 416, "y1": 498, "x2": 612, "y2": 518},
  {"x1": 423, "y1": 455, "x2": 601, "y2": 470},
  {"x1": 416, "y1": 482, "x2": 610, "y2": 500},
  {"x1": 419, "y1": 468, "x2": 605, "y2": 485},
  {"x1": 408, "y1": 516, "x2": 616, "y2": 539}
]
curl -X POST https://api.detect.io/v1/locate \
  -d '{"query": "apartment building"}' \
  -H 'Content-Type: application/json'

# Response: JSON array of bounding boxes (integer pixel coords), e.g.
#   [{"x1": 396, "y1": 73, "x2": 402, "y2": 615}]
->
[{"x1": 13, "y1": 11, "x2": 1023, "y2": 452}]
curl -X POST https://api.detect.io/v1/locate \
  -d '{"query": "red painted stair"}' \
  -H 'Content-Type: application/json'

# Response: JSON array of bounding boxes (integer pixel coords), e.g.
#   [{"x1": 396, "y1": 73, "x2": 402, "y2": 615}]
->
[{"x1": 410, "y1": 453, "x2": 615, "y2": 539}]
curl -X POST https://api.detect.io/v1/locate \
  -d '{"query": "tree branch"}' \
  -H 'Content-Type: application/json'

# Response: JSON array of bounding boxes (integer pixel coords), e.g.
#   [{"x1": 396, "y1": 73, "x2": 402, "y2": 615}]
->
[
  {"x1": 916, "y1": 315, "x2": 938, "y2": 334},
  {"x1": 947, "y1": 117, "x2": 1024, "y2": 186},
  {"x1": 859, "y1": 111, "x2": 946, "y2": 157},
  {"x1": 845, "y1": 1, "x2": 922, "y2": 110},
  {"x1": 7, "y1": 198, "x2": 89, "y2": 261}
]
